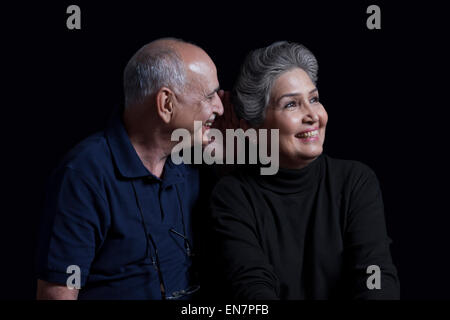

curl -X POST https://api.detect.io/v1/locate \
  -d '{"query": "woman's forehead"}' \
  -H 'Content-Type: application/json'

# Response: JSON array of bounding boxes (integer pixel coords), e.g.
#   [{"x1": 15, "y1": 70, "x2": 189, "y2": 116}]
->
[{"x1": 271, "y1": 68, "x2": 316, "y2": 98}]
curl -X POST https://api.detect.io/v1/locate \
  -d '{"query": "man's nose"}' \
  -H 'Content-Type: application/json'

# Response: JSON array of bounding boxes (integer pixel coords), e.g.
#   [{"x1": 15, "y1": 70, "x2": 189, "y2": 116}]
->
[{"x1": 215, "y1": 94, "x2": 224, "y2": 116}]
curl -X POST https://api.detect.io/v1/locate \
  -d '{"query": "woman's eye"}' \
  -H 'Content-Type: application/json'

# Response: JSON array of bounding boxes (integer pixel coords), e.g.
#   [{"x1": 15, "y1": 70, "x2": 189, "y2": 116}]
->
[
  {"x1": 310, "y1": 96, "x2": 320, "y2": 104},
  {"x1": 284, "y1": 101, "x2": 296, "y2": 108}
]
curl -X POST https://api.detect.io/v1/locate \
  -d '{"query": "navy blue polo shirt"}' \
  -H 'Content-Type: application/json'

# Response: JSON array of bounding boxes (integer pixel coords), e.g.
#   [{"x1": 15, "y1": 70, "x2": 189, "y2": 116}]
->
[{"x1": 37, "y1": 112, "x2": 202, "y2": 299}]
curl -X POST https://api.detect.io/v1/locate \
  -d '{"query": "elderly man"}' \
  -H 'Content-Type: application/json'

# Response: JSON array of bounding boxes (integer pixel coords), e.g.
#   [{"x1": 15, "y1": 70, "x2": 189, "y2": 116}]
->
[{"x1": 36, "y1": 38, "x2": 224, "y2": 299}]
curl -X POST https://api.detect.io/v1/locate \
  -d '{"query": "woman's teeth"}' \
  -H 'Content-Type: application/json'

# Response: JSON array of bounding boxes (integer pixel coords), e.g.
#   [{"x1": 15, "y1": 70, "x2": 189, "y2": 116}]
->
[{"x1": 296, "y1": 129, "x2": 319, "y2": 138}]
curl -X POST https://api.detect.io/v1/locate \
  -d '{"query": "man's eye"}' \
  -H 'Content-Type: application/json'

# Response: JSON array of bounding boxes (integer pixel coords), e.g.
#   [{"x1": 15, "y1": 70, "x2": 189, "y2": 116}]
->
[
  {"x1": 310, "y1": 96, "x2": 320, "y2": 104},
  {"x1": 284, "y1": 101, "x2": 296, "y2": 108}
]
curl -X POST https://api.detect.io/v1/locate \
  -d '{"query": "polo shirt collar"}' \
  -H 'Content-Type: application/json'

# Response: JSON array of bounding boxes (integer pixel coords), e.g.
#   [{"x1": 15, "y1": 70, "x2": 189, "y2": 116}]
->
[{"x1": 105, "y1": 110, "x2": 185, "y2": 185}]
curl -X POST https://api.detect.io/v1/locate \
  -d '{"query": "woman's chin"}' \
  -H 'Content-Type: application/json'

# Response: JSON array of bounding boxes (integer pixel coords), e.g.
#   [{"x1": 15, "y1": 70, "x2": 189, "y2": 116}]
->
[
  {"x1": 279, "y1": 150, "x2": 322, "y2": 169},
  {"x1": 297, "y1": 146, "x2": 323, "y2": 159}
]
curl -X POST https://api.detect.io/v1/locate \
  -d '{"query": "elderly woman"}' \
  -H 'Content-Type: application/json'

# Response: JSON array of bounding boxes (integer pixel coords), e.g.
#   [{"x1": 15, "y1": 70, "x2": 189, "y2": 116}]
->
[{"x1": 210, "y1": 41, "x2": 400, "y2": 299}]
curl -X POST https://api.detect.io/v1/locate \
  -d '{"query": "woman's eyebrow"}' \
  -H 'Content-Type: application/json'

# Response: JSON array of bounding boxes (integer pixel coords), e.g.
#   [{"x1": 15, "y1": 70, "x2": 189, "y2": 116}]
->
[{"x1": 276, "y1": 88, "x2": 318, "y2": 104}]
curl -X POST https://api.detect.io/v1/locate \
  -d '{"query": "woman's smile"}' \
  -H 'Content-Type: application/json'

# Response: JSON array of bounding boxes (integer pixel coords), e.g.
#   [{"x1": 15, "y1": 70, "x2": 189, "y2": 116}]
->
[{"x1": 295, "y1": 127, "x2": 320, "y2": 141}]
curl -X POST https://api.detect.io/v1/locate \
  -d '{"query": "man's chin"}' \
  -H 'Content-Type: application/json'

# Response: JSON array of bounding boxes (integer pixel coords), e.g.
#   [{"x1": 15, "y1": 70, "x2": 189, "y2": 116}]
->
[{"x1": 201, "y1": 137, "x2": 211, "y2": 147}]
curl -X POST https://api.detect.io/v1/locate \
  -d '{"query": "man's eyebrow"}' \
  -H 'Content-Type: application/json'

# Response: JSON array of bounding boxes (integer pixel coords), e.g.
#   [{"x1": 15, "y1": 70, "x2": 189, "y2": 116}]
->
[
  {"x1": 206, "y1": 86, "x2": 220, "y2": 97},
  {"x1": 276, "y1": 88, "x2": 318, "y2": 104}
]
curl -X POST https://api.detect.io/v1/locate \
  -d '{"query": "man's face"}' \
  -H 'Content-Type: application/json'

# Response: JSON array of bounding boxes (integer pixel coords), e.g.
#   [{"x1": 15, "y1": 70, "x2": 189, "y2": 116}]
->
[{"x1": 172, "y1": 58, "x2": 224, "y2": 146}]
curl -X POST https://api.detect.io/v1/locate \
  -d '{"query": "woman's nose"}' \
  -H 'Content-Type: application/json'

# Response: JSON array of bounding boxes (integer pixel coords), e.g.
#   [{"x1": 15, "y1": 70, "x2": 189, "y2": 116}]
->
[{"x1": 302, "y1": 103, "x2": 319, "y2": 123}]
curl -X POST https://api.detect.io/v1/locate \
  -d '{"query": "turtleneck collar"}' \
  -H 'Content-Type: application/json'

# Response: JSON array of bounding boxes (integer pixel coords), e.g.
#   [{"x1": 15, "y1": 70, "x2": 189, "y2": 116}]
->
[{"x1": 252, "y1": 153, "x2": 325, "y2": 194}]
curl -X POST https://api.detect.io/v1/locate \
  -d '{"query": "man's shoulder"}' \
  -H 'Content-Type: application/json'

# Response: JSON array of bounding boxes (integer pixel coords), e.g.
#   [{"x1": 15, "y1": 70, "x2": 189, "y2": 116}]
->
[{"x1": 55, "y1": 131, "x2": 111, "y2": 179}]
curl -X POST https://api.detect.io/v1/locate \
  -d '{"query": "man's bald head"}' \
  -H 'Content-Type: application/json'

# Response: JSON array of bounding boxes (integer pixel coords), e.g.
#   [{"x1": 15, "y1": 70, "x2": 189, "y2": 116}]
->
[
  {"x1": 148, "y1": 39, "x2": 216, "y2": 77},
  {"x1": 123, "y1": 38, "x2": 216, "y2": 108}
]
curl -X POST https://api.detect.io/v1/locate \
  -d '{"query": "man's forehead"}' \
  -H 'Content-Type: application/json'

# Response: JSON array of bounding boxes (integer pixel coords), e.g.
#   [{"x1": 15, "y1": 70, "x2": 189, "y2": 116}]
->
[
  {"x1": 185, "y1": 60, "x2": 218, "y2": 90},
  {"x1": 172, "y1": 43, "x2": 218, "y2": 93},
  {"x1": 187, "y1": 60, "x2": 216, "y2": 76},
  {"x1": 190, "y1": 76, "x2": 219, "y2": 97}
]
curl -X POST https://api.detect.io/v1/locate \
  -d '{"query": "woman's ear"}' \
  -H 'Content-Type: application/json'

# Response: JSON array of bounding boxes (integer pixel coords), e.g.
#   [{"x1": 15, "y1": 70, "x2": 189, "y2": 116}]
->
[{"x1": 156, "y1": 87, "x2": 174, "y2": 124}]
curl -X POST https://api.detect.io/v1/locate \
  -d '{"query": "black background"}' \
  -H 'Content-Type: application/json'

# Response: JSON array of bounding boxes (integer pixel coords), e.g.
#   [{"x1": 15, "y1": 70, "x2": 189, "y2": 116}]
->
[{"x1": 2, "y1": 0, "x2": 448, "y2": 301}]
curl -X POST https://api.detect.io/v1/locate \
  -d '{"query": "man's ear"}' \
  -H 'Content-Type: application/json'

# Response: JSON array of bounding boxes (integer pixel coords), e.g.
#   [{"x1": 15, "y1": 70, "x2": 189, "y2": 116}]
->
[{"x1": 156, "y1": 87, "x2": 174, "y2": 124}]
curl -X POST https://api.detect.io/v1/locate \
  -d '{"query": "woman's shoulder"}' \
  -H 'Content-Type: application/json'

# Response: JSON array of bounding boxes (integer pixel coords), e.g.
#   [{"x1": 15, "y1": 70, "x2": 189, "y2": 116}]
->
[
  {"x1": 322, "y1": 154, "x2": 378, "y2": 185},
  {"x1": 210, "y1": 165, "x2": 269, "y2": 206},
  {"x1": 210, "y1": 167, "x2": 262, "y2": 215},
  {"x1": 213, "y1": 166, "x2": 257, "y2": 192}
]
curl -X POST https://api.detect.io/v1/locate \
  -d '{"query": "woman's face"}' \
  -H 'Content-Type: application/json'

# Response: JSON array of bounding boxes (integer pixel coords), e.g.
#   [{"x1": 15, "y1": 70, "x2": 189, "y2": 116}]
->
[{"x1": 260, "y1": 68, "x2": 328, "y2": 169}]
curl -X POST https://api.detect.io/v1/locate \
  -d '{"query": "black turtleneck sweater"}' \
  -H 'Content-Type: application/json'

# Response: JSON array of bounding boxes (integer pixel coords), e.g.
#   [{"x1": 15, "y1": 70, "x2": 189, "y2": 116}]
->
[{"x1": 209, "y1": 153, "x2": 400, "y2": 299}]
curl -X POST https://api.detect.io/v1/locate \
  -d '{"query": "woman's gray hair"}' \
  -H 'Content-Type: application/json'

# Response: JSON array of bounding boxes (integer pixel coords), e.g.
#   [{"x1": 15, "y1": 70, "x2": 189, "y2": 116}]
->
[
  {"x1": 233, "y1": 41, "x2": 319, "y2": 126},
  {"x1": 123, "y1": 38, "x2": 186, "y2": 108}
]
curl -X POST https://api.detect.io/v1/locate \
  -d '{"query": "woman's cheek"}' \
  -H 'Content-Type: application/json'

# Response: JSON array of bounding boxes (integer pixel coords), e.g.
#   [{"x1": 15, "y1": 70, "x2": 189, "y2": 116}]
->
[
  {"x1": 319, "y1": 105, "x2": 328, "y2": 127},
  {"x1": 287, "y1": 113, "x2": 302, "y2": 133}
]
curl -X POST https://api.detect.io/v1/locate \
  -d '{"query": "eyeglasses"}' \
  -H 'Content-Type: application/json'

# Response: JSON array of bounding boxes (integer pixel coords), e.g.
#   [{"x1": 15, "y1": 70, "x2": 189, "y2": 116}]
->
[
  {"x1": 166, "y1": 284, "x2": 201, "y2": 300},
  {"x1": 169, "y1": 228, "x2": 194, "y2": 257},
  {"x1": 168, "y1": 228, "x2": 200, "y2": 300}
]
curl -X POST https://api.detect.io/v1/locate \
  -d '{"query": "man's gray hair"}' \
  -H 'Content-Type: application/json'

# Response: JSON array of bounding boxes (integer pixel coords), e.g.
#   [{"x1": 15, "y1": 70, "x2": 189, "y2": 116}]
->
[
  {"x1": 123, "y1": 38, "x2": 187, "y2": 108},
  {"x1": 233, "y1": 41, "x2": 319, "y2": 126}
]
